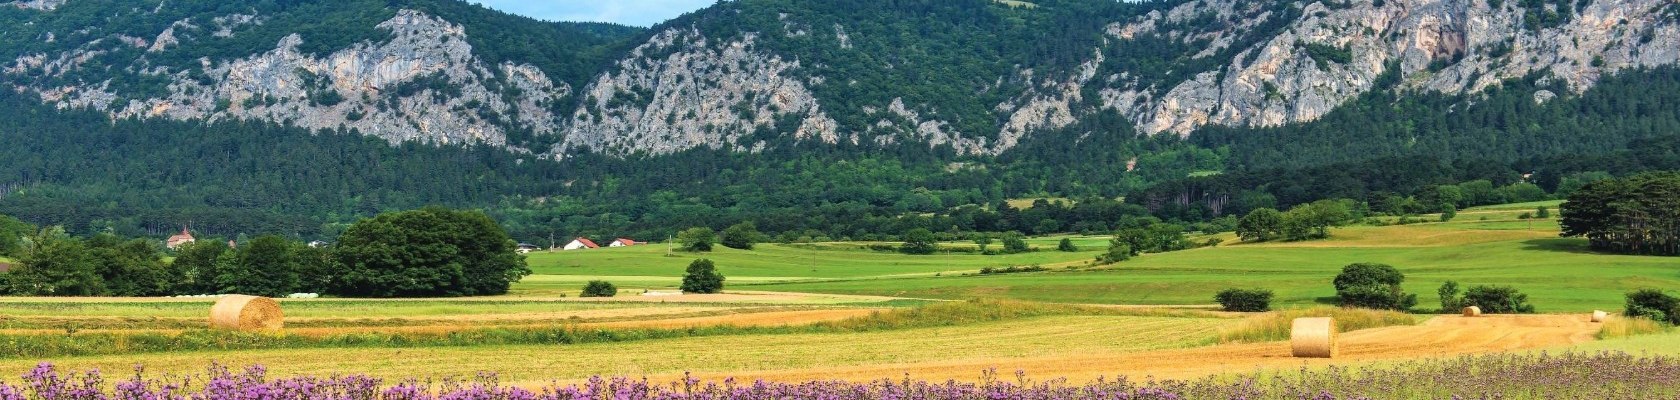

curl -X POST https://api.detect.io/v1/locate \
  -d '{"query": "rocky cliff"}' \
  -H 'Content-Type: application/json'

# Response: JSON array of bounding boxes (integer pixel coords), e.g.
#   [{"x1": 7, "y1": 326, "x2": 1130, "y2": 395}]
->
[{"x1": 5, "y1": 0, "x2": 1679, "y2": 157}]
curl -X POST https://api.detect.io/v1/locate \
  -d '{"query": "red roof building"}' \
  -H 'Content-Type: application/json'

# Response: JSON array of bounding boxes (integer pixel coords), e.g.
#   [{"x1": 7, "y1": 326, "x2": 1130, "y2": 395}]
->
[
  {"x1": 166, "y1": 227, "x2": 196, "y2": 249},
  {"x1": 563, "y1": 237, "x2": 600, "y2": 250},
  {"x1": 610, "y1": 238, "x2": 638, "y2": 247}
]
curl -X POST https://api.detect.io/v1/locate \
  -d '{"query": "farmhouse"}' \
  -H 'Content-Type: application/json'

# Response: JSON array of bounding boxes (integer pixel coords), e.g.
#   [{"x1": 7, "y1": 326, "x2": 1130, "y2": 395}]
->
[
  {"x1": 563, "y1": 237, "x2": 599, "y2": 250},
  {"x1": 165, "y1": 227, "x2": 195, "y2": 249},
  {"x1": 609, "y1": 238, "x2": 638, "y2": 247},
  {"x1": 516, "y1": 243, "x2": 541, "y2": 254}
]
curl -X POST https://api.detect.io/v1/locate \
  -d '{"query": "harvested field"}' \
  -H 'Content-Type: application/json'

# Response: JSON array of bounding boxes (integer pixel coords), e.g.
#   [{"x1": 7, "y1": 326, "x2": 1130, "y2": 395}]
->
[
  {"x1": 719, "y1": 314, "x2": 1599, "y2": 383},
  {"x1": 0, "y1": 315, "x2": 1228, "y2": 385},
  {"x1": 0, "y1": 314, "x2": 1593, "y2": 386}
]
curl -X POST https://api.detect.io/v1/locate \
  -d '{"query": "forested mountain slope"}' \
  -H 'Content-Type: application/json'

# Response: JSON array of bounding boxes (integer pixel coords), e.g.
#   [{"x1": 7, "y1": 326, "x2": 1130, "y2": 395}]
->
[{"x1": 3, "y1": 0, "x2": 1679, "y2": 241}]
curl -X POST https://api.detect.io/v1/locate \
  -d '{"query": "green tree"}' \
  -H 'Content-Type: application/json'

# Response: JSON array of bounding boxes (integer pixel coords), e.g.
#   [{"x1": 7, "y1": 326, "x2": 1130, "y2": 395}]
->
[
  {"x1": 580, "y1": 280, "x2": 617, "y2": 297},
  {"x1": 87, "y1": 235, "x2": 168, "y2": 296},
  {"x1": 1438, "y1": 281, "x2": 1462, "y2": 312},
  {"x1": 1535, "y1": 206, "x2": 1551, "y2": 219},
  {"x1": 677, "y1": 227, "x2": 716, "y2": 252},
  {"x1": 333, "y1": 207, "x2": 530, "y2": 297},
  {"x1": 1056, "y1": 238, "x2": 1078, "y2": 252},
  {"x1": 217, "y1": 235, "x2": 301, "y2": 297},
  {"x1": 680, "y1": 259, "x2": 725, "y2": 294},
  {"x1": 0, "y1": 214, "x2": 34, "y2": 257},
  {"x1": 167, "y1": 240, "x2": 231, "y2": 295},
  {"x1": 720, "y1": 221, "x2": 760, "y2": 250},
  {"x1": 1236, "y1": 208, "x2": 1282, "y2": 241},
  {"x1": 1439, "y1": 204, "x2": 1457, "y2": 222},
  {"x1": 1560, "y1": 172, "x2": 1680, "y2": 256},
  {"x1": 900, "y1": 228, "x2": 938, "y2": 255},
  {"x1": 1333, "y1": 263, "x2": 1417, "y2": 310},
  {"x1": 9, "y1": 227, "x2": 103, "y2": 296}
]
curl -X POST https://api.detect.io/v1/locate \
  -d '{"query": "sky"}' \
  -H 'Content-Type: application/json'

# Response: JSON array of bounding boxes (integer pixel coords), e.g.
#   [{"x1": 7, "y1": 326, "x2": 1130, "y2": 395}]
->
[{"x1": 470, "y1": 0, "x2": 717, "y2": 27}]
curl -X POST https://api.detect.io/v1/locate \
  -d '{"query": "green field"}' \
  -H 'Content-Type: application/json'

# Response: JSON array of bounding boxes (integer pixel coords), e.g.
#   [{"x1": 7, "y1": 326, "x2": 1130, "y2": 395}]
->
[
  {"x1": 531, "y1": 210, "x2": 1679, "y2": 312},
  {"x1": 523, "y1": 239, "x2": 1108, "y2": 291}
]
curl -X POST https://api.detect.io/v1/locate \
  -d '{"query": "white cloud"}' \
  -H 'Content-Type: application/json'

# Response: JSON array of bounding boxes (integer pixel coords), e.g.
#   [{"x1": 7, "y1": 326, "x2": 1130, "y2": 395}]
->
[{"x1": 471, "y1": 0, "x2": 717, "y2": 27}]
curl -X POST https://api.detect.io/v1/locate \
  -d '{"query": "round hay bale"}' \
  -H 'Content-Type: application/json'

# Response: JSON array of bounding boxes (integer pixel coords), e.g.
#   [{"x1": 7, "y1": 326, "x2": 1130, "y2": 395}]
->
[
  {"x1": 1462, "y1": 306, "x2": 1482, "y2": 317},
  {"x1": 1591, "y1": 310, "x2": 1609, "y2": 323},
  {"x1": 209, "y1": 295, "x2": 284, "y2": 331},
  {"x1": 1290, "y1": 317, "x2": 1337, "y2": 358}
]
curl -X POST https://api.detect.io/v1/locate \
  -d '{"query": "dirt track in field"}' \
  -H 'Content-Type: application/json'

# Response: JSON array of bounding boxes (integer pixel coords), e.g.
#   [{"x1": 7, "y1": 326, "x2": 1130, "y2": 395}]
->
[{"x1": 669, "y1": 314, "x2": 1601, "y2": 383}]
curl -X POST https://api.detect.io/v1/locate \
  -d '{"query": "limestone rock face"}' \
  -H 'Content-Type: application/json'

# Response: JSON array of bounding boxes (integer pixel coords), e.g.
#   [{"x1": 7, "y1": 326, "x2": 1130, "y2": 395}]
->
[
  {"x1": 559, "y1": 28, "x2": 837, "y2": 155},
  {"x1": 8, "y1": 9, "x2": 569, "y2": 149},
  {"x1": 1100, "y1": 0, "x2": 1680, "y2": 136}
]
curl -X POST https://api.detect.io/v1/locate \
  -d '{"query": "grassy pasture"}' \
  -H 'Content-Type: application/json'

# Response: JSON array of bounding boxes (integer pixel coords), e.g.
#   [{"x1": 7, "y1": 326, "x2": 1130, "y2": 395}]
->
[
  {"x1": 735, "y1": 216, "x2": 1678, "y2": 311},
  {"x1": 523, "y1": 241, "x2": 1105, "y2": 294}
]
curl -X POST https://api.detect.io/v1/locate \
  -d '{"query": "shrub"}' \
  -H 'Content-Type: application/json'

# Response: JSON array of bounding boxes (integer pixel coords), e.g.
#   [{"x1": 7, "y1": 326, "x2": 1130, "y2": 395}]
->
[
  {"x1": 1461, "y1": 285, "x2": 1535, "y2": 313},
  {"x1": 1214, "y1": 288, "x2": 1273, "y2": 312},
  {"x1": 1056, "y1": 238, "x2": 1078, "y2": 252},
  {"x1": 1095, "y1": 242, "x2": 1131, "y2": 264},
  {"x1": 978, "y1": 265, "x2": 1047, "y2": 275},
  {"x1": 1333, "y1": 263, "x2": 1417, "y2": 310},
  {"x1": 680, "y1": 259, "x2": 725, "y2": 294},
  {"x1": 580, "y1": 280, "x2": 617, "y2": 297},
  {"x1": 1626, "y1": 289, "x2": 1680, "y2": 324}
]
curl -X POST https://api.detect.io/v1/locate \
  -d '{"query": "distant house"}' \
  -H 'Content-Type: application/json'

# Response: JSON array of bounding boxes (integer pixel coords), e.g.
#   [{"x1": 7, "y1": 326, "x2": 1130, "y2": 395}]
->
[
  {"x1": 609, "y1": 238, "x2": 638, "y2": 247},
  {"x1": 166, "y1": 227, "x2": 196, "y2": 249},
  {"x1": 562, "y1": 237, "x2": 599, "y2": 250},
  {"x1": 516, "y1": 243, "x2": 541, "y2": 254}
]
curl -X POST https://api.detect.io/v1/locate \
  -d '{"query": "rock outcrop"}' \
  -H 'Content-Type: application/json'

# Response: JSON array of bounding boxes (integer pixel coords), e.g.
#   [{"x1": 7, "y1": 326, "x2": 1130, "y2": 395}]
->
[
  {"x1": 1100, "y1": 0, "x2": 1680, "y2": 136},
  {"x1": 8, "y1": 9, "x2": 568, "y2": 149},
  {"x1": 560, "y1": 28, "x2": 837, "y2": 155}
]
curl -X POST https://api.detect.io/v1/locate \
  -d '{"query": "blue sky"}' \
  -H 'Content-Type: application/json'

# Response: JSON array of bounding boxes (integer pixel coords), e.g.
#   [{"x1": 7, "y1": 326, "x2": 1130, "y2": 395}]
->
[{"x1": 471, "y1": 1, "x2": 717, "y2": 27}]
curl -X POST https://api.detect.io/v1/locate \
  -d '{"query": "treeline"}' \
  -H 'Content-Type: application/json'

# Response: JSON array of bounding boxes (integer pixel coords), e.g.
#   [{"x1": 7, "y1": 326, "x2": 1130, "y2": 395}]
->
[
  {"x1": 0, "y1": 208, "x2": 529, "y2": 297},
  {"x1": 1560, "y1": 172, "x2": 1680, "y2": 256}
]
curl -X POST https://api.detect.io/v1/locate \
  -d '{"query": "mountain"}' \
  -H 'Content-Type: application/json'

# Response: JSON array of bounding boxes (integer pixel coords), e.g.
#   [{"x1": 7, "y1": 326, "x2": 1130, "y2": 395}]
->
[{"x1": 2, "y1": 0, "x2": 1679, "y2": 240}]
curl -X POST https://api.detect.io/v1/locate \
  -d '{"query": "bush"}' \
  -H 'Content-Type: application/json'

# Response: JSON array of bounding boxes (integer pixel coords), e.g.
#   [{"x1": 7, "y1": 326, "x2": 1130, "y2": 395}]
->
[
  {"x1": 1626, "y1": 289, "x2": 1680, "y2": 324},
  {"x1": 1214, "y1": 288, "x2": 1273, "y2": 312},
  {"x1": 1056, "y1": 238, "x2": 1078, "y2": 252},
  {"x1": 680, "y1": 259, "x2": 725, "y2": 294},
  {"x1": 1334, "y1": 263, "x2": 1417, "y2": 310},
  {"x1": 1461, "y1": 285, "x2": 1535, "y2": 313},
  {"x1": 978, "y1": 265, "x2": 1047, "y2": 275},
  {"x1": 580, "y1": 280, "x2": 617, "y2": 297}
]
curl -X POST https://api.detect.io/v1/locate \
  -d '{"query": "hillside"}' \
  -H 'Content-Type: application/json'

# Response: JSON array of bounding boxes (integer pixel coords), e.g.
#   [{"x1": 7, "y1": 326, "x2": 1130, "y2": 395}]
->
[{"x1": 3, "y1": 0, "x2": 1680, "y2": 240}]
